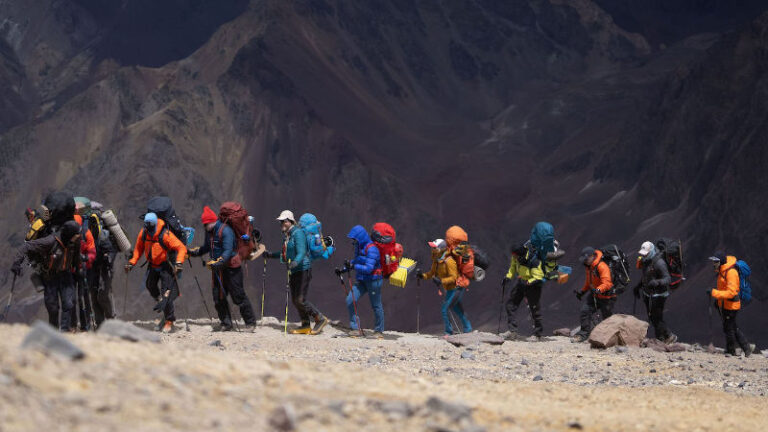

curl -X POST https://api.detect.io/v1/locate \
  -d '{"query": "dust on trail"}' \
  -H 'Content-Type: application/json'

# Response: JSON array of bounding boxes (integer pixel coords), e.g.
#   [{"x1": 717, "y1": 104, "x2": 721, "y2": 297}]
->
[{"x1": 0, "y1": 319, "x2": 766, "y2": 432}]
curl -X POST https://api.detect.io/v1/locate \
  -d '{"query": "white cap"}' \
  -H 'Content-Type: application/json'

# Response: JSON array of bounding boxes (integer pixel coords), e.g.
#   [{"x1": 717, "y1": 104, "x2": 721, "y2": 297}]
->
[
  {"x1": 428, "y1": 239, "x2": 446, "y2": 249},
  {"x1": 276, "y1": 210, "x2": 295, "y2": 222},
  {"x1": 638, "y1": 241, "x2": 654, "y2": 257}
]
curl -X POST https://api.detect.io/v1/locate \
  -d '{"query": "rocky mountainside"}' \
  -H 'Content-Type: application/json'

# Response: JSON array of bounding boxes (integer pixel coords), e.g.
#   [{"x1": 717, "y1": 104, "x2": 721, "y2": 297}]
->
[
  {"x1": 0, "y1": 0, "x2": 766, "y2": 345},
  {"x1": 0, "y1": 319, "x2": 766, "y2": 431}
]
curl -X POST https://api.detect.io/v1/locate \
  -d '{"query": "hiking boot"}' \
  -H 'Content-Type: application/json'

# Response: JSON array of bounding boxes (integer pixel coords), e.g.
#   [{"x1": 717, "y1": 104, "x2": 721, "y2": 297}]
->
[
  {"x1": 243, "y1": 324, "x2": 257, "y2": 333},
  {"x1": 348, "y1": 329, "x2": 365, "y2": 337},
  {"x1": 311, "y1": 315, "x2": 329, "y2": 335},
  {"x1": 526, "y1": 335, "x2": 542, "y2": 342},
  {"x1": 371, "y1": 331, "x2": 384, "y2": 339},
  {"x1": 571, "y1": 334, "x2": 587, "y2": 343},
  {"x1": 499, "y1": 330, "x2": 518, "y2": 341},
  {"x1": 214, "y1": 323, "x2": 234, "y2": 332},
  {"x1": 664, "y1": 333, "x2": 678, "y2": 344},
  {"x1": 161, "y1": 321, "x2": 173, "y2": 334},
  {"x1": 744, "y1": 344, "x2": 754, "y2": 358},
  {"x1": 289, "y1": 325, "x2": 312, "y2": 335}
]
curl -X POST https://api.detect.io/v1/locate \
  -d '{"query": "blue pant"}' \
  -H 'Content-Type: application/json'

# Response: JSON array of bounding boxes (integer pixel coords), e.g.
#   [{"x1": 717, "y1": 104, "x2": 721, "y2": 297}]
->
[
  {"x1": 442, "y1": 288, "x2": 472, "y2": 335},
  {"x1": 346, "y1": 279, "x2": 384, "y2": 332}
]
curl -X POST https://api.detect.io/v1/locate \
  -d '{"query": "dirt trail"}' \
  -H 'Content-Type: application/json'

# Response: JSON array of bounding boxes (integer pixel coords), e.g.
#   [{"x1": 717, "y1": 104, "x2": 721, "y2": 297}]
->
[{"x1": 0, "y1": 320, "x2": 766, "y2": 431}]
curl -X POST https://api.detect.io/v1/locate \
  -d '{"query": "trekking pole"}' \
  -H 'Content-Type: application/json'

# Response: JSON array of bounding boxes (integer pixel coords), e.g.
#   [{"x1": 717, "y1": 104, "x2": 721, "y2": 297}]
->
[
  {"x1": 336, "y1": 269, "x2": 364, "y2": 336},
  {"x1": 345, "y1": 273, "x2": 366, "y2": 337},
  {"x1": 0, "y1": 274, "x2": 17, "y2": 322},
  {"x1": 123, "y1": 271, "x2": 129, "y2": 317},
  {"x1": 213, "y1": 269, "x2": 239, "y2": 332},
  {"x1": 261, "y1": 256, "x2": 267, "y2": 321},
  {"x1": 188, "y1": 259, "x2": 214, "y2": 325},
  {"x1": 167, "y1": 259, "x2": 189, "y2": 332},
  {"x1": 497, "y1": 280, "x2": 506, "y2": 334},
  {"x1": 283, "y1": 260, "x2": 290, "y2": 335},
  {"x1": 83, "y1": 263, "x2": 97, "y2": 331},
  {"x1": 416, "y1": 275, "x2": 421, "y2": 334},
  {"x1": 707, "y1": 291, "x2": 713, "y2": 345}
]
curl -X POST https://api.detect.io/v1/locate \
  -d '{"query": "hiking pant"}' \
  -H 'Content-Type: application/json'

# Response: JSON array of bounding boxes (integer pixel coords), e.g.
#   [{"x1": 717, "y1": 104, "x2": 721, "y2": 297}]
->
[
  {"x1": 578, "y1": 292, "x2": 615, "y2": 337},
  {"x1": 88, "y1": 262, "x2": 116, "y2": 327},
  {"x1": 70, "y1": 274, "x2": 92, "y2": 331},
  {"x1": 346, "y1": 279, "x2": 384, "y2": 332},
  {"x1": 642, "y1": 293, "x2": 670, "y2": 341},
  {"x1": 289, "y1": 269, "x2": 321, "y2": 326},
  {"x1": 442, "y1": 288, "x2": 472, "y2": 335},
  {"x1": 721, "y1": 309, "x2": 750, "y2": 355},
  {"x1": 506, "y1": 280, "x2": 543, "y2": 336},
  {"x1": 145, "y1": 265, "x2": 178, "y2": 322},
  {"x1": 212, "y1": 266, "x2": 256, "y2": 327},
  {"x1": 43, "y1": 273, "x2": 75, "y2": 331}
]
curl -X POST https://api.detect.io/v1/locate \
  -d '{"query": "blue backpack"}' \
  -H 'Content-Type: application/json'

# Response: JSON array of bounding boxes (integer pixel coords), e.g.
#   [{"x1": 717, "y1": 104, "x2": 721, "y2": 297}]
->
[
  {"x1": 530, "y1": 221, "x2": 555, "y2": 261},
  {"x1": 298, "y1": 213, "x2": 334, "y2": 261},
  {"x1": 732, "y1": 259, "x2": 753, "y2": 305}
]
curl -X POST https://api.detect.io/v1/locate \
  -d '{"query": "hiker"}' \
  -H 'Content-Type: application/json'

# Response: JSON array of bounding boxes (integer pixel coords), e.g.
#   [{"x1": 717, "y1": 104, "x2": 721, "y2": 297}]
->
[
  {"x1": 708, "y1": 252, "x2": 752, "y2": 357},
  {"x1": 418, "y1": 238, "x2": 471, "y2": 336},
  {"x1": 633, "y1": 241, "x2": 676, "y2": 343},
  {"x1": 85, "y1": 208, "x2": 119, "y2": 328},
  {"x1": 501, "y1": 241, "x2": 545, "y2": 341},
  {"x1": 265, "y1": 210, "x2": 329, "y2": 335},
  {"x1": 188, "y1": 206, "x2": 258, "y2": 332},
  {"x1": 11, "y1": 221, "x2": 81, "y2": 331},
  {"x1": 125, "y1": 212, "x2": 187, "y2": 333},
  {"x1": 339, "y1": 225, "x2": 384, "y2": 337},
  {"x1": 71, "y1": 214, "x2": 96, "y2": 331},
  {"x1": 572, "y1": 247, "x2": 615, "y2": 343}
]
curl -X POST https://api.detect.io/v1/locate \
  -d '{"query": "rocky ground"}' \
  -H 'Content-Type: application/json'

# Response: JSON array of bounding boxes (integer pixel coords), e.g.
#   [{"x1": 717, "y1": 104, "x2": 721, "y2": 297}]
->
[{"x1": 0, "y1": 319, "x2": 766, "y2": 432}]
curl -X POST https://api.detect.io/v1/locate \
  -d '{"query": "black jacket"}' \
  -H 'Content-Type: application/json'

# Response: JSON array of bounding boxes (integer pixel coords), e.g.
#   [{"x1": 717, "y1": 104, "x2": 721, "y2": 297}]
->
[
  {"x1": 13, "y1": 234, "x2": 80, "y2": 278},
  {"x1": 638, "y1": 255, "x2": 671, "y2": 295}
]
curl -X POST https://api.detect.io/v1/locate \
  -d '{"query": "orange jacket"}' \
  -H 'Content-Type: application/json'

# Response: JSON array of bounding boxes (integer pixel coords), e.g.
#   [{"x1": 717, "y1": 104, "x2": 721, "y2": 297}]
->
[
  {"x1": 712, "y1": 256, "x2": 740, "y2": 311},
  {"x1": 74, "y1": 215, "x2": 96, "y2": 269},
  {"x1": 129, "y1": 219, "x2": 187, "y2": 268},
  {"x1": 581, "y1": 250, "x2": 615, "y2": 298}
]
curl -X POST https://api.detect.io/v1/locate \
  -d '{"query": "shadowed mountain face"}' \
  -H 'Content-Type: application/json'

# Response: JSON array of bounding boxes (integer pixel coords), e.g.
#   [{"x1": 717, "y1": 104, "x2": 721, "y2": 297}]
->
[{"x1": 0, "y1": 0, "x2": 766, "y2": 345}]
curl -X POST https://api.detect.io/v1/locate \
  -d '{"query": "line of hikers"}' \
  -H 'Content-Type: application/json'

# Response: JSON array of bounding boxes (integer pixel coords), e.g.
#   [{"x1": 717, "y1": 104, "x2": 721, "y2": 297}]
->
[{"x1": 6, "y1": 191, "x2": 754, "y2": 356}]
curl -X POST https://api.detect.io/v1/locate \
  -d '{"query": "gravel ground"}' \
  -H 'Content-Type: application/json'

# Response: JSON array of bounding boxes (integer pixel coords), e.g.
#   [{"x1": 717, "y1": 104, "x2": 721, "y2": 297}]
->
[{"x1": 0, "y1": 319, "x2": 766, "y2": 432}]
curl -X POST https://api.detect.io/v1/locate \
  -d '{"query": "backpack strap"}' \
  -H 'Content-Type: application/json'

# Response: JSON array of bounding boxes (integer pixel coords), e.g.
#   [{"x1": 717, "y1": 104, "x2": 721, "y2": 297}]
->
[{"x1": 364, "y1": 243, "x2": 383, "y2": 275}]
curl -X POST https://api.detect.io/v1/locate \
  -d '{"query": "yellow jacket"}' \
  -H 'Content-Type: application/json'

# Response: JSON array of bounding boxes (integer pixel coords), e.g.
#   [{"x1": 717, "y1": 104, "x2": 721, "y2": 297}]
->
[
  {"x1": 505, "y1": 257, "x2": 545, "y2": 283},
  {"x1": 422, "y1": 249, "x2": 459, "y2": 290}
]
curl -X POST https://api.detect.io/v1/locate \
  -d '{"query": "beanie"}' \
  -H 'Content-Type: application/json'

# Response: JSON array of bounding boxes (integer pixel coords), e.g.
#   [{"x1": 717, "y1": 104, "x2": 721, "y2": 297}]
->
[{"x1": 201, "y1": 206, "x2": 218, "y2": 225}]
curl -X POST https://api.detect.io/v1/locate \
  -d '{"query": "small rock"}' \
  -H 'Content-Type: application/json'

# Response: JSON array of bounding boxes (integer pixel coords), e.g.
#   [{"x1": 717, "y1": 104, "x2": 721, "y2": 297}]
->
[
  {"x1": 425, "y1": 396, "x2": 472, "y2": 421},
  {"x1": 21, "y1": 321, "x2": 85, "y2": 360},
  {"x1": 520, "y1": 359, "x2": 529, "y2": 366},
  {"x1": 615, "y1": 346, "x2": 628, "y2": 354},
  {"x1": 257, "y1": 316, "x2": 281, "y2": 326},
  {"x1": 368, "y1": 356, "x2": 383, "y2": 365},
  {"x1": 209, "y1": 340, "x2": 223, "y2": 347},
  {"x1": 98, "y1": 319, "x2": 161, "y2": 343},
  {"x1": 567, "y1": 421, "x2": 584, "y2": 430},
  {"x1": 440, "y1": 354, "x2": 450, "y2": 360},
  {"x1": 533, "y1": 375, "x2": 543, "y2": 381},
  {"x1": 269, "y1": 404, "x2": 297, "y2": 431},
  {"x1": 553, "y1": 328, "x2": 571, "y2": 337},
  {"x1": 444, "y1": 332, "x2": 503, "y2": 347},
  {"x1": 460, "y1": 351, "x2": 475, "y2": 360},
  {"x1": 375, "y1": 401, "x2": 414, "y2": 419},
  {"x1": 649, "y1": 369, "x2": 657, "y2": 373},
  {"x1": 687, "y1": 378, "x2": 695, "y2": 385}
]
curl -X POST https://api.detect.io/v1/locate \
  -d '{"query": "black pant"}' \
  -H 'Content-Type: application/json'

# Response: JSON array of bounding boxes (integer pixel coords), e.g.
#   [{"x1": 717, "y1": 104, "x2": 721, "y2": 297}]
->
[
  {"x1": 643, "y1": 294, "x2": 670, "y2": 341},
  {"x1": 145, "y1": 264, "x2": 178, "y2": 322},
  {"x1": 212, "y1": 266, "x2": 256, "y2": 326},
  {"x1": 88, "y1": 262, "x2": 115, "y2": 327},
  {"x1": 578, "y1": 292, "x2": 615, "y2": 337},
  {"x1": 721, "y1": 309, "x2": 749, "y2": 355},
  {"x1": 505, "y1": 280, "x2": 543, "y2": 336},
  {"x1": 43, "y1": 272, "x2": 75, "y2": 331},
  {"x1": 70, "y1": 274, "x2": 92, "y2": 331},
  {"x1": 290, "y1": 269, "x2": 320, "y2": 326}
]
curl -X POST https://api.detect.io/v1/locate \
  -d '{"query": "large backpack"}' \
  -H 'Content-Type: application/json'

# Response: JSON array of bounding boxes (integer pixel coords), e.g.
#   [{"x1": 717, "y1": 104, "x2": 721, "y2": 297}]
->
[
  {"x1": 597, "y1": 244, "x2": 631, "y2": 294},
  {"x1": 219, "y1": 202, "x2": 255, "y2": 267},
  {"x1": 147, "y1": 196, "x2": 193, "y2": 246},
  {"x1": 655, "y1": 238, "x2": 685, "y2": 288},
  {"x1": 371, "y1": 223, "x2": 403, "y2": 278},
  {"x1": 731, "y1": 259, "x2": 753, "y2": 305},
  {"x1": 455, "y1": 242, "x2": 489, "y2": 282},
  {"x1": 299, "y1": 213, "x2": 335, "y2": 261},
  {"x1": 42, "y1": 191, "x2": 75, "y2": 227},
  {"x1": 530, "y1": 222, "x2": 555, "y2": 262}
]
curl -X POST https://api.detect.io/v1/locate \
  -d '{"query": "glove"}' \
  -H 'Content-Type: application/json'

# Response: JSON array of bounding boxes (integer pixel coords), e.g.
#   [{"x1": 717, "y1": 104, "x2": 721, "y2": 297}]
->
[
  {"x1": 289, "y1": 260, "x2": 298, "y2": 270},
  {"x1": 574, "y1": 289, "x2": 584, "y2": 301},
  {"x1": 174, "y1": 262, "x2": 184, "y2": 274},
  {"x1": 10, "y1": 264, "x2": 22, "y2": 277},
  {"x1": 188, "y1": 247, "x2": 201, "y2": 257},
  {"x1": 124, "y1": 263, "x2": 134, "y2": 273},
  {"x1": 205, "y1": 258, "x2": 224, "y2": 269},
  {"x1": 706, "y1": 289, "x2": 712, "y2": 297},
  {"x1": 591, "y1": 288, "x2": 601, "y2": 297},
  {"x1": 431, "y1": 277, "x2": 442, "y2": 288},
  {"x1": 334, "y1": 268, "x2": 342, "y2": 277},
  {"x1": 633, "y1": 285, "x2": 640, "y2": 299},
  {"x1": 502, "y1": 277, "x2": 510, "y2": 288},
  {"x1": 415, "y1": 268, "x2": 422, "y2": 279}
]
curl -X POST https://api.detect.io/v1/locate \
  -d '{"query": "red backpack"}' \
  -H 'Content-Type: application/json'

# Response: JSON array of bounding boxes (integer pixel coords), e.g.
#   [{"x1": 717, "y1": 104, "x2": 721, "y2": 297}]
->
[
  {"x1": 219, "y1": 202, "x2": 255, "y2": 267},
  {"x1": 371, "y1": 222, "x2": 403, "y2": 278}
]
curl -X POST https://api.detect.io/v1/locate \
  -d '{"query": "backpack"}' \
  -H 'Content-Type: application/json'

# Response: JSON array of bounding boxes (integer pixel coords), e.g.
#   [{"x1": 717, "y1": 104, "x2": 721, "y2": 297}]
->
[
  {"x1": 219, "y1": 201, "x2": 255, "y2": 266},
  {"x1": 454, "y1": 242, "x2": 477, "y2": 282},
  {"x1": 597, "y1": 244, "x2": 631, "y2": 294},
  {"x1": 655, "y1": 238, "x2": 685, "y2": 288},
  {"x1": 299, "y1": 213, "x2": 335, "y2": 261},
  {"x1": 146, "y1": 196, "x2": 193, "y2": 246},
  {"x1": 371, "y1": 223, "x2": 403, "y2": 278},
  {"x1": 43, "y1": 191, "x2": 75, "y2": 227},
  {"x1": 45, "y1": 236, "x2": 78, "y2": 276},
  {"x1": 731, "y1": 259, "x2": 753, "y2": 305},
  {"x1": 530, "y1": 222, "x2": 555, "y2": 262}
]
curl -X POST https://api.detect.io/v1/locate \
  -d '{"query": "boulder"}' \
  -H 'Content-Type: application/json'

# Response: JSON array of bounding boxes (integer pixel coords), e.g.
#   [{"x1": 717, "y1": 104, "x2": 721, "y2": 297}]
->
[
  {"x1": 21, "y1": 321, "x2": 85, "y2": 360},
  {"x1": 588, "y1": 314, "x2": 648, "y2": 349},
  {"x1": 444, "y1": 332, "x2": 504, "y2": 347},
  {"x1": 97, "y1": 320, "x2": 161, "y2": 343},
  {"x1": 552, "y1": 328, "x2": 571, "y2": 337}
]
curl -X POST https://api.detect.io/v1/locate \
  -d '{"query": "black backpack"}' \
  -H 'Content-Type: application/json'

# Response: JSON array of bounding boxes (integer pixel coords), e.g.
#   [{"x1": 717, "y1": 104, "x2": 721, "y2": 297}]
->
[
  {"x1": 43, "y1": 191, "x2": 75, "y2": 227},
  {"x1": 654, "y1": 238, "x2": 685, "y2": 288},
  {"x1": 146, "y1": 196, "x2": 188, "y2": 244},
  {"x1": 472, "y1": 245, "x2": 490, "y2": 271},
  {"x1": 597, "y1": 244, "x2": 631, "y2": 294}
]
